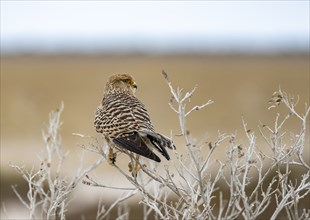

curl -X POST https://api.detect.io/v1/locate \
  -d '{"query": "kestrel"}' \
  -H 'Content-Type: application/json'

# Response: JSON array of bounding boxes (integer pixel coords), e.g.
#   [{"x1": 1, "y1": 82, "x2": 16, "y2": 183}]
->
[{"x1": 94, "y1": 74, "x2": 174, "y2": 163}]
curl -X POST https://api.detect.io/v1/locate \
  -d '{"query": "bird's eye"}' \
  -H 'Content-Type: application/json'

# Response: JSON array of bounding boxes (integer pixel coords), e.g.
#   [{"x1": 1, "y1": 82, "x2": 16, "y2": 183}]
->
[{"x1": 123, "y1": 79, "x2": 130, "y2": 83}]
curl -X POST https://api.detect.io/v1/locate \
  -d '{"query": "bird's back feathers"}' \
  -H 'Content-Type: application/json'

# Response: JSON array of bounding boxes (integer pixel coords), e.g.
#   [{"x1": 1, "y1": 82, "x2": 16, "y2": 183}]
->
[{"x1": 94, "y1": 76, "x2": 174, "y2": 162}]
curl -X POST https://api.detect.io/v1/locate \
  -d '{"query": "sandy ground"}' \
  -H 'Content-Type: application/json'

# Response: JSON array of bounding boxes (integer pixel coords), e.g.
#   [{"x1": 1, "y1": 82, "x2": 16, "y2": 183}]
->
[{"x1": 1, "y1": 54, "x2": 309, "y2": 218}]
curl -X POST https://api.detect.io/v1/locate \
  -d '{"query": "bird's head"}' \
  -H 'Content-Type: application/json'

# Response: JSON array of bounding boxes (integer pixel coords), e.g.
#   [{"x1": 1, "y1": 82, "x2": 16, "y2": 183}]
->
[{"x1": 105, "y1": 74, "x2": 138, "y2": 95}]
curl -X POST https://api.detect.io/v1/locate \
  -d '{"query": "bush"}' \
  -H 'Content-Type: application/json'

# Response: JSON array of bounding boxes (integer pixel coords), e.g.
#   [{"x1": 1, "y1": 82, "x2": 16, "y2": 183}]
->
[{"x1": 7, "y1": 72, "x2": 310, "y2": 220}]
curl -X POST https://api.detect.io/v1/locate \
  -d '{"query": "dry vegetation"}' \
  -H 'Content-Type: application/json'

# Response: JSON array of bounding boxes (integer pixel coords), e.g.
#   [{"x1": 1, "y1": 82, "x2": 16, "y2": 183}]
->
[{"x1": 4, "y1": 71, "x2": 310, "y2": 220}]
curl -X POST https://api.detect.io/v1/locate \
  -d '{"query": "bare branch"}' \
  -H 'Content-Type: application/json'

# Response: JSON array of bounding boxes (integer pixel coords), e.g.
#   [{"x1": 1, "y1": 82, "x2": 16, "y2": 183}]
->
[{"x1": 9, "y1": 75, "x2": 309, "y2": 220}]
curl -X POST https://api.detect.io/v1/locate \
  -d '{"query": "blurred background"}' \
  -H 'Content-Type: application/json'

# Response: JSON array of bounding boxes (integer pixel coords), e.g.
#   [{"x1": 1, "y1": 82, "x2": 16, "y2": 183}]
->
[{"x1": 1, "y1": 1, "x2": 309, "y2": 219}]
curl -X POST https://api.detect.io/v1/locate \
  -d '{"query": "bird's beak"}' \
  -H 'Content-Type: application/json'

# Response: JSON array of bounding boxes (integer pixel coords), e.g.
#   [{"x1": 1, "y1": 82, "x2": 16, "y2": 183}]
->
[{"x1": 133, "y1": 83, "x2": 138, "y2": 90}]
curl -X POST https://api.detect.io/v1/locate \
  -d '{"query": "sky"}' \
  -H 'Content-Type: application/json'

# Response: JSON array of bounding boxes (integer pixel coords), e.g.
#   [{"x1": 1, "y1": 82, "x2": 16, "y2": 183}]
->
[{"x1": 1, "y1": 1, "x2": 309, "y2": 54}]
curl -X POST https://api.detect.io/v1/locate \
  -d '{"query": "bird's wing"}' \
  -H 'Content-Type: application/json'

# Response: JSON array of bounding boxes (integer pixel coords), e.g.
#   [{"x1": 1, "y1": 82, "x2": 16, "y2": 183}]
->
[{"x1": 113, "y1": 132, "x2": 161, "y2": 162}]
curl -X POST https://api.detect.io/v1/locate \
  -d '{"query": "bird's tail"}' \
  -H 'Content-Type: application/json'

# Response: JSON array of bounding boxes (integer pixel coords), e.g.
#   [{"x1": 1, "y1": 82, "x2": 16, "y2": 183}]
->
[
  {"x1": 113, "y1": 131, "x2": 175, "y2": 162},
  {"x1": 114, "y1": 132, "x2": 162, "y2": 162},
  {"x1": 139, "y1": 131, "x2": 175, "y2": 161}
]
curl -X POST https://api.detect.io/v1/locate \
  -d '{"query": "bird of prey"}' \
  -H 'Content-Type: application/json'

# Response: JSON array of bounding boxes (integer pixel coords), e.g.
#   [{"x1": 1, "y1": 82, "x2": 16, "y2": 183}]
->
[{"x1": 94, "y1": 74, "x2": 174, "y2": 164}]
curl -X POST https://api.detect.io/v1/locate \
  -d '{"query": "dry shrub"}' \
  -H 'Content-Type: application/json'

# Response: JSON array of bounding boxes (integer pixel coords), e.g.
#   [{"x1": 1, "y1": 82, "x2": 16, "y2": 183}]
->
[{"x1": 7, "y1": 72, "x2": 310, "y2": 220}]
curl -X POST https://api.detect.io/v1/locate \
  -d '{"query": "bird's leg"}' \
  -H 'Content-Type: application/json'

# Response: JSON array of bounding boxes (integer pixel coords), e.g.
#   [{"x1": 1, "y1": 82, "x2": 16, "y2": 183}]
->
[
  {"x1": 134, "y1": 154, "x2": 140, "y2": 175},
  {"x1": 129, "y1": 154, "x2": 140, "y2": 177},
  {"x1": 128, "y1": 161, "x2": 133, "y2": 172},
  {"x1": 104, "y1": 137, "x2": 117, "y2": 165},
  {"x1": 108, "y1": 147, "x2": 116, "y2": 165}
]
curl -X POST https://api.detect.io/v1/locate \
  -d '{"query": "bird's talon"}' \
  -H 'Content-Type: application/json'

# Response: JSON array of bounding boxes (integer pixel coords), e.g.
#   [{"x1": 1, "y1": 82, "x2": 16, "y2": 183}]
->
[
  {"x1": 131, "y1": 171, "x2": 138, "y2": 178},
  {"x1": 128, "y1": 162, "x2": 133, "y2": 172}
]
